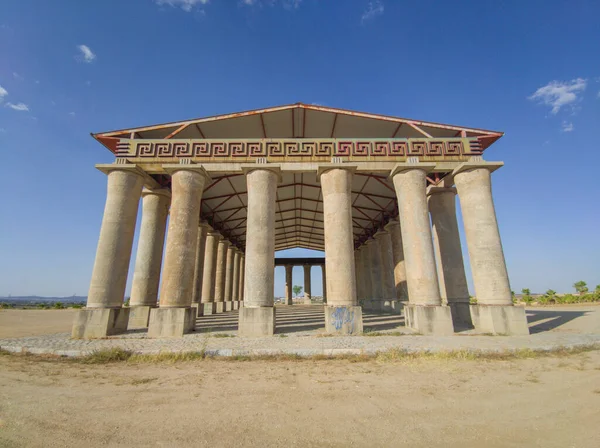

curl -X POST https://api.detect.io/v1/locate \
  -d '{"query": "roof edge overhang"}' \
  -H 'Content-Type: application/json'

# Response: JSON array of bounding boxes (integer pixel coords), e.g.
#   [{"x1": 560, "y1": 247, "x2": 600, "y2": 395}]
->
[{"x1": 92, "y1": 102, "x2": 503, "y2": 153}]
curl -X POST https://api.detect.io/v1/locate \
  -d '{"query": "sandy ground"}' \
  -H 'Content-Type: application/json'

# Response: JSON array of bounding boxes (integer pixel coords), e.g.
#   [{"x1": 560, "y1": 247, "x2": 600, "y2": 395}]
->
[
  {"x1": 1, "y1": 350, "x2": 599, "y2": 448},
  {"x1": 0, "y1": 309, "x2": 76, "y2": 338}
]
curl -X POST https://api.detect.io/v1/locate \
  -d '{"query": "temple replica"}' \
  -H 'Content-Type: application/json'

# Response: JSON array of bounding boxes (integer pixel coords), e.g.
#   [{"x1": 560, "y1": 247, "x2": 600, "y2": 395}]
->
[{"x1": 72, "y1": 103, "x2": 529, "y2": 339}]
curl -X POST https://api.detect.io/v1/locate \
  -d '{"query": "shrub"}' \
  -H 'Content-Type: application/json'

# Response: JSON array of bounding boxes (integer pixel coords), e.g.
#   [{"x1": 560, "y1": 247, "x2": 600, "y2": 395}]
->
[{"x1": 53, "y1": 302, "x2": 65, "y2": 309}]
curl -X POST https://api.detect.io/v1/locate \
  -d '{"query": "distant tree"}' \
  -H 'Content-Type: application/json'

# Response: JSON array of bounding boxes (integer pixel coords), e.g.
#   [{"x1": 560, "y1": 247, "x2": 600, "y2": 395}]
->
[
  {"x1": 574, "y1": 281, "x2": 588, "y2": 294},
  {"x1": 292, "y1": 285, "x2": 303, "y2": 298},
  {"x1": 53, "y1": 302, "x2": 64, "y2": 309},
  {"x1": 545, "y1": 289, "x2": 557, "y2": 297},
  {"x1": 521, "y1": 288, "x2": 531, "y2": 296},
  {"x1": 596, "y1": 285, "x2": 600, "y2": 293},
  {"x1": 124, "y1": 298, "x2": 131, "y2": 307}
]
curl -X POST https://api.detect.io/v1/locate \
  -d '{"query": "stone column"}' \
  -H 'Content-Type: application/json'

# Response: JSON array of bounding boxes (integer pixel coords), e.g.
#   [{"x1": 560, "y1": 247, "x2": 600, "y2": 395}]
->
[
  {"x1": 214, "y1": 238, "x2": 230, "y2": 313},
  {"x1": 366, "y1": 238, "x2": 383, "y2": 311},
  {"x1": 238, "y1": 254, "x2": 245, "y2": 305},
  {"x1": 427, "y1": 187, "x2": 471, "y2": 326},
  {"x1": 384, "y1": 220, "x2": 408, "y2": 303},
  {"x1": 453, "y1": 163, "x2": 528, "y2": 335},
  {"x1": 359, "y1": 244, "x2": 373, "y2": 310},
  {"x1": 72, "y1": 165, "x2": 145, "y2": 339},
  {"x1": 320, "y1": 167, "x2": 362, "y2": 334},
  {"x1": 321, "y1": 264, "x2": 327, "y2": 304},
  {"x1": 148, "y1": 165, "x2": 210, "y2": 338},
  {"x1": 191, "y1": 221, "x2": 210, "y2": 316},
  {"x1": 238, "y1": 168, "x2": 279, "y2": 336},
  {"x1": 303, "y1": 264, "x2": 312, "y2": 305},
  {"x1": 354, "y1": 250, "x2": 363, "y2": 302},
  {"x1": 391, "y1": 164, "x2": 453, "y2": 335},
  {"x1": 201, "y1": 231, "x2": 221, "y2": 315},
  {"x1": 128, "y1": 188, "x2": 171, "y2": 329},
  {"x1": 232, "y1": 249, "x2": 241, "y2": 309},
  {"x1": 375, "y1": 230, "x2": 398, "y2": 313},
  {"x1": 223, "y1": 244, "x2": 236, "y2": 311},
  {"x1": 285, "y1": 265, "x2": 293, "y2": 305}
]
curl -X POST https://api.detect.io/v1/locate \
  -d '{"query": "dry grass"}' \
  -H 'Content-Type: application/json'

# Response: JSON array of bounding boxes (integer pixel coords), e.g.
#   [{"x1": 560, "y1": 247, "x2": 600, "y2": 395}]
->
[{"x1": 2, "y1": 344, "x2": 599, "y2": 365}]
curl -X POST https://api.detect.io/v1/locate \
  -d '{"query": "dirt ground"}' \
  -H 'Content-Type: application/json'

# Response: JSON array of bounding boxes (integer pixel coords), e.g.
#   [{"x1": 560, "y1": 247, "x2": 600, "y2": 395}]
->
[
  {"x1": 0, "y1": 309, "x2": 76, "y2": 338},
  {"x1": 1, "y1": 350, "x2": 599, "y2": 448}
]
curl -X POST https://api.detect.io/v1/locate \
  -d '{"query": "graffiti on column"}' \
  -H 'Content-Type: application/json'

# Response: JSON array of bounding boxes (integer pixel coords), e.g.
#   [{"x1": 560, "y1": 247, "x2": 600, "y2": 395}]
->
[{"x1": 331, "y1": 307, "x2": 355, "y2": 331}]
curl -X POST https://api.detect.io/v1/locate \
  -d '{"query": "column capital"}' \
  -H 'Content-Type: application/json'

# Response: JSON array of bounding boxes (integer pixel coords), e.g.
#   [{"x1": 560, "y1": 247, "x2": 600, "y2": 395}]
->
[
  {"x1": 384, "y1": 219, "x2": 400, "y2": 232},
  {"x1": 241, "y1": 164, "x2": 283, "y2": 183},
  {"x1": 426, "y1": 186, "x2": 457, "y2": 196},
  {"x1": 373, "y1": 230, "x2": 389, "y2": 239},
  {"x1": 452, "y1": 161, "x2": 503, "y2": 177},
  {"x1": 141, "y1": 187, "x2": 171, "y2": 199},
  {"x1": 365, "y1": 238, "x2": 377, "y2": 246},
  {"x1": 316, "y1": 164, "x2": 357, "y2": 181},
  {"x1": 219, "y1": 239, "x2": 231, "y2": 248},
  {"x1": 96, "y1": 163, "x2": 160, "y2": 189},
  {"x1": 199, "y1": 220, "x2": 211, "y2": 230},
  {"x1": 162, "y1": 163, "x2": 212, "y2": 183},
  {"x1": 389, "y1": 162, "x2": 436, "y2": 179}
]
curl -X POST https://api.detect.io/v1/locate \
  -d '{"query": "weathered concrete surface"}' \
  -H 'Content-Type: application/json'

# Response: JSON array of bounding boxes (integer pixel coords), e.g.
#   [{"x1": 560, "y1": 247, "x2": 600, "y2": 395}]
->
[
  {"x1": 158, "y1": 167, "x2": 209, "y2": 308},
  {"x1": 238, "y1": 168, "x2": 279, "y2": 336},
  {"x1": 223, "y1": 245, "x2": 236, "y2": 309},
  {"x1": 127, "y1": 305, "x2": 155, "y2": 329},
  {"x1": 214, "y1": 239, "x2": 230, "y2": 310},
  {"x1": 191, "y1": 222, "x2": 210, "y2": 305},
  {"x1": 147, "y1": 307, "x2": 196, "y2": 338},
  {"x1": 471, "y1": 305, "x2": 530, "y2": 335},
  {"x1": 130, "y1": 188, "x2": 170, "y2": 308},
  {"x1": 366, "y1": 238, "x2": 383, "y2": 309},
  {"x1": 375, "y1": 230, "x2": 397, "y2": 313},
  {"x1": 453, "y1": 166, "x2": 512, "y2": 306},
  {"x1": 203, "y1": 302, "x2": 217, "y2": 315},
  {"x1": 285, "y1": 265, "x2": 293, "y2": 305},
  {"x1": 238, "y1": 307, "x2": 275, "y2": 337},
  {"x1": 201, "y1": 231, "x2": 221, "y2": 306},
  {"x1": 384, "y1": 220, "x2": 408, "y2": 302},
  {"x1": 71, "y1": 308, "x2": 130, "y2": 339},
  {"x1": 303, "y1": 265, "x2": 312, "y2": 304},
  {"x1": 392, "y1": 166, "x2": 442, "y2": 306},
  {"x1": 321, "y1": 265, "x2": 327, "y2": 304},
  {"x1": 238, "y1": 255, "x2": 245, "y2": 302},
  {"x1": 86, "y1": 168, "x2": 144, "y2": 309},
  {"x1": 324, "y1": 306, "x2": 363, "y2": 335},
  {"x1": 232, "y1": 249, "x2": 241, "y2": 302},
  {"x1": 404, "y1": 305, "x2": 454, "y2": 335}
]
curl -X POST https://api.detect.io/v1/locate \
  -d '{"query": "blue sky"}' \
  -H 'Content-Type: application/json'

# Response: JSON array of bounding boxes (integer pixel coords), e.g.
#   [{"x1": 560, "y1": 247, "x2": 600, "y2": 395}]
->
[{"x1": 0, "y1": 0, "x2": 599, "y2": 298}]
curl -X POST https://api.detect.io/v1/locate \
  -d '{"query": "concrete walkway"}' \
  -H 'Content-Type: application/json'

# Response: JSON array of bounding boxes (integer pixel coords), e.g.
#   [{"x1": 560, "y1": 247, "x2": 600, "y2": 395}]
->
[{"x1": 1, "y1": 305, "x2": 599, "y2": 357}]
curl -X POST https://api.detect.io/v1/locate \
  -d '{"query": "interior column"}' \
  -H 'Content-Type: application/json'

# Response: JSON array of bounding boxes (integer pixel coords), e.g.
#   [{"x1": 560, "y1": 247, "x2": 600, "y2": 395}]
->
[
  {"x1": 129, "y1": 187, "x2": 171, "y2": 328},
  {"x1": 201, "y1": 230, "x2": 221, "y2": 315},
  {"x1": 285, "y1": 264, "x2": 293, "y2": 305},
  {"x1": 303, "y1": 264, "x2": 312, "y2": 305}
]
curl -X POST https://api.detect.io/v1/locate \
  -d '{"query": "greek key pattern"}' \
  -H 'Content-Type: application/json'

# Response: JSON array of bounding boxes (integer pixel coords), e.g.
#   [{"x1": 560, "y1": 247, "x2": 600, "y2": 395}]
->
[{"x1": 117, "y1": 138, "x2": 477, "y2": 159}]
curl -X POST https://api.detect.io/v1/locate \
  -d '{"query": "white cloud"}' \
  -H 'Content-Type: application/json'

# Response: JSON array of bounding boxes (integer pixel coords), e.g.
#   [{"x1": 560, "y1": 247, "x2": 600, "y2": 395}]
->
[
  {"x1": 76, "y1": 44, "x2": 96, "y2": 63},
  {"x1": 528, "y1": 78, "x2": 587, "y2": 114},
  {"x1": 0, "y1": 85, "x2": 7, "y2": 102},
  {"x1": 241, "y1": 0, "x2": 301, "y2": 8},
  {"x1": 561, "y1": 121, "x2": 574, "y2": 132},
  {"x1": 155, "y1": 0, "x2": 209, "y2": 12},
  {"x1": 361, "y1": 0, "x2": 384, "y2": 23},
  {"x1": 69, "y1": 112, "x2": 76, "y2": 116},
  {"x1": 5, "y1": 102, "x2": 29, "y2": 111},
  {"x1": 12, "y1": 72, "x2": 23, "y2": 80},
  {"x1": 0, "y1": 128, "x2": 6, "y2": 133}
]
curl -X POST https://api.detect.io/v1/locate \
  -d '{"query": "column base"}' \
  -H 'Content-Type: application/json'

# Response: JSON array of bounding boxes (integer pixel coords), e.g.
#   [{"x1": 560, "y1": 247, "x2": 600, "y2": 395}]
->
[
  {"x1": 380, "y1": 299, "x2": 402, "y2": 314},
  {"x1": 370, "y1": 300, "x2": 385, "y2": 312},
  {"x1": 324, "y1": 306, "x2": 363, "y2": 335},
  {"x1": 404, "y1": 304, "x2": 454, "y2": 335},
  {"x1": 285, "y1": 298, "x2": 293, "y2": 305},
  {"x1": 449, "y1": 302, "x2": 473, "y2": 328},
  {"x1": 232, "y1": 301, "x2": 239, "y2": 310},
  {"x1": 127, "y1": 306, "x2": 156, "y2": 329},
  {"x1": 470, "y1": 305, "x2": 529, "y2": 335},
  {"x1": 224, "y1": 302, "x2": 233, "y2": 312},
  {"x1": 147, "y1": 307, "x2": 196, "y2": 338},
  {"x1": 390, "y1": 300, "x2": 404, "y2": 315},
  {"x1": 191, "y1": 302, "x2": 204, "y2": 317},
  {"x1": 215, "y1": 302, "x2": 225, "y2": 313},
  {"x1": 360, "y1": 299, "x2": 373, "y2": 311},
  {"x1": 304, "y1": 297, "x2": 311, "y2": 305},
  {"x1": 72, "y1": 308, "x2": 130, "y2": 339},
  {"x1": 202, "y1": 302, "x2": 216, "y2": 315},
  {"x1": 238, "y1": 307, "x2": 275, "y2": 337}
]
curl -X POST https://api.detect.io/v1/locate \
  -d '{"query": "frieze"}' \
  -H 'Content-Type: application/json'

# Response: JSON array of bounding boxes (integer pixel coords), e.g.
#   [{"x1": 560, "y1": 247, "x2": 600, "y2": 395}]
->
[{"x1": 115, "y1": 138, "x2": 479, "y2": 161}]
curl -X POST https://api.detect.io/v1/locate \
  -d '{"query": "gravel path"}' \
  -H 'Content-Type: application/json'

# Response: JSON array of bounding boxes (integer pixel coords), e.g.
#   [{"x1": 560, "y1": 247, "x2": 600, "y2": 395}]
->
[{"x1": 1, "y1": 305, "x2": 599, "y2": 357}]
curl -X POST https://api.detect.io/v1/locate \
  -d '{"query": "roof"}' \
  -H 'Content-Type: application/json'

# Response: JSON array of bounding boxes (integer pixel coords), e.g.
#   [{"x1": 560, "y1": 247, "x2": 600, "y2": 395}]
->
[{"x1": 93, "y1": 103, "x2": 503, "y2": 153}]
